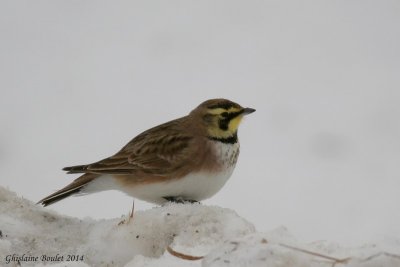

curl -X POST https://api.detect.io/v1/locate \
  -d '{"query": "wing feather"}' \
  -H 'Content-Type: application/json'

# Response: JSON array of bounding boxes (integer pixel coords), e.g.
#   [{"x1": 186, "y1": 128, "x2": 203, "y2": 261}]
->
[{"x1": 63, "y1": 118, "x2": 196, "y2": 177}]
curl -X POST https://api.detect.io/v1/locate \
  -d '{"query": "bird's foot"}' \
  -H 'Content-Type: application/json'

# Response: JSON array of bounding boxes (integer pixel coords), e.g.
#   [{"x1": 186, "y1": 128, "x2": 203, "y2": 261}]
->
[{"x1": 163, "y1": 196, "x2": 199, "y2": 204}]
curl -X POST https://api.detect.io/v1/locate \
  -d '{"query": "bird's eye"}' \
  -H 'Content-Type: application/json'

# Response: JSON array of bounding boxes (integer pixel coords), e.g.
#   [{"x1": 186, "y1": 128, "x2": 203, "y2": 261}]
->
[{"x1": 221, "y1": 112, "x2": 228, "y2": 117}]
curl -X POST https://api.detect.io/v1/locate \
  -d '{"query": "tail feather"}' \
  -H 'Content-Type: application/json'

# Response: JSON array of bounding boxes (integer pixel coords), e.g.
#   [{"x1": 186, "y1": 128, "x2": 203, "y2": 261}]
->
[
  {"x1": 38, "y1": 173, "x2": 97, "y2": 206},
  {"x1": 62, "y1": 165, "x2": 89, "y2": 174}
]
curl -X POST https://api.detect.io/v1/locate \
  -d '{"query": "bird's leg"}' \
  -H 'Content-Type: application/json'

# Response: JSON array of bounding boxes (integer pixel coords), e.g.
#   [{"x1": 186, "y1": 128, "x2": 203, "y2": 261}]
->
[{"x1": 163, "y1": 196, "x2": 199, "y2": 204}]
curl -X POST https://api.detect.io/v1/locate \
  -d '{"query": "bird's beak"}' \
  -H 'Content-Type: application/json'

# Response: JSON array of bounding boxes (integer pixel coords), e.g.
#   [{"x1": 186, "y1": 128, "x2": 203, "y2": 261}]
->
[{"x1": 242, "y1": 107, "x2": 256, "y2": 115}]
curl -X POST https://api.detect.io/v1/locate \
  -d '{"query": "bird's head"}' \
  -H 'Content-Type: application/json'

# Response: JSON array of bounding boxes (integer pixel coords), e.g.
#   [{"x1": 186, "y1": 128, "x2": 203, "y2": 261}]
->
[{"x1": 190, "y1": 98, "x2": 255, "y2": 139}]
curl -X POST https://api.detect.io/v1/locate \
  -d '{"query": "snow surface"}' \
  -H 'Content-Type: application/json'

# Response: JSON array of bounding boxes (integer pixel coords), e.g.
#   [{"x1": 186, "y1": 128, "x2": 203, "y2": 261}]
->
[{"x1": 1, "y1": 187, "x2": 399, "y2": 267}]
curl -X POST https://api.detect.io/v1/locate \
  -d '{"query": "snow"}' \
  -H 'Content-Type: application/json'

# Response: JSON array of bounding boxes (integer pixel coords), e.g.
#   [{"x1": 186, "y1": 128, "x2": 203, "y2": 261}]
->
[{"x1": 1, "y1": 187, "x2": 399, "y2": 267}]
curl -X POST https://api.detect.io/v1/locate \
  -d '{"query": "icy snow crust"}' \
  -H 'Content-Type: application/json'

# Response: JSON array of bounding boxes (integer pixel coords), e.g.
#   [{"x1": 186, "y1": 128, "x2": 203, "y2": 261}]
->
[{"x1": 0, "y1": 187, "x2": 399, "y2": 267}]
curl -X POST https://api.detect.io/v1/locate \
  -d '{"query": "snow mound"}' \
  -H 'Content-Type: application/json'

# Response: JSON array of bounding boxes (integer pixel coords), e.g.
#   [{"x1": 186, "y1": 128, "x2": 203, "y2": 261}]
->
[{"x1": 0, "y1": 186, "x2": 399, "y2": 267}]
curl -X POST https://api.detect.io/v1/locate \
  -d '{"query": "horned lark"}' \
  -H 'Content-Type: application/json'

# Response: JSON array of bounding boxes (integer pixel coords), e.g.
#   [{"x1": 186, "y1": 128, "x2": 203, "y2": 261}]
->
[{"x1": 38, "y1": 98, "x2": 255, "y2": 206}]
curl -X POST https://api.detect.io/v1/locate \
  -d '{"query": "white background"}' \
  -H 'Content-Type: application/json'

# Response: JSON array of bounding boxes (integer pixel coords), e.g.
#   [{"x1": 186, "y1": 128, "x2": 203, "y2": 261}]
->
[{"x1": 1, "y1": 0, "x2": 399, "y2": 246}]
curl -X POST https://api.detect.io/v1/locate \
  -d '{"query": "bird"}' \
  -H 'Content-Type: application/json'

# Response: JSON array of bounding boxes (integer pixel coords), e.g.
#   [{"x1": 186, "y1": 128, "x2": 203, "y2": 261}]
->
[{"x1": 38, "y1": 98, "x2": 255, "y2": 206}]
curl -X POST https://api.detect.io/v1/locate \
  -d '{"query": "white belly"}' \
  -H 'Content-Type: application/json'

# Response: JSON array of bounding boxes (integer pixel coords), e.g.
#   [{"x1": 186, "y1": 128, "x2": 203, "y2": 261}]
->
[
  {"x1": 126, "y1": 168, "x2": 235, "y2": 204},
  {"x1": 83, "y1": 142, "x2": 240, "y2": 204}
]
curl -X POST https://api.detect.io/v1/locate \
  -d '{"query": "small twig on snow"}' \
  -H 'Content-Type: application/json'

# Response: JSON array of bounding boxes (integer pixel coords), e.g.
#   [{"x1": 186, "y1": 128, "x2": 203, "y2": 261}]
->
[
  {"x1": 167, "y1": 245, "x2": 204, "y2": 261},
  {"x1": 117, "y1": 200, "x2": 135, "y2": 226},
  {"x1": 279, "y1": 243, "x2": 351, "y2": 265}
]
